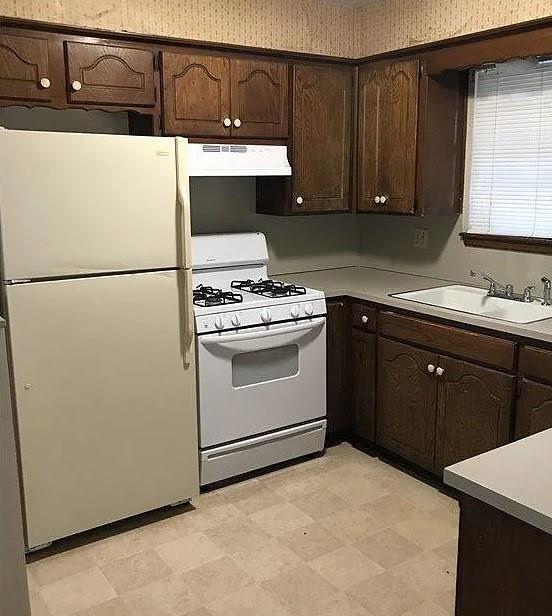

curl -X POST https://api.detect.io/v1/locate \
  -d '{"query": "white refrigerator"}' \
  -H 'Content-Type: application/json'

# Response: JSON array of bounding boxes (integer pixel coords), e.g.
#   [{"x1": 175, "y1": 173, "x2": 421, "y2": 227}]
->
[{"x1": 0, "y1": 129, "x2": 198, "y2": 549}]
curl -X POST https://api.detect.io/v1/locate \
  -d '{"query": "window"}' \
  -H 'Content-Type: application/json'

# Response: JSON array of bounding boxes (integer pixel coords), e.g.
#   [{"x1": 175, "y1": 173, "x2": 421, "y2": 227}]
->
[{"x1": 463, "y1": 58, "x2": 552, "y2": 250}]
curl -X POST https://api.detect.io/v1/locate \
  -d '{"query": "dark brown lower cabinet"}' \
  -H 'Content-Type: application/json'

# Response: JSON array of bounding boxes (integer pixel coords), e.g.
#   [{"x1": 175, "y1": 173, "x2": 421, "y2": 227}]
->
[
  {"x1": 350, "y1": 329, "x2": 376, "y2": 442},
  {"x1": 515, "y1": 379, "x2": 552, "y2": 439},
  {"x1": 434, "y1": 357, "x2": 513, "y2": 473},
  {"x1": 376, "y1": 338, "x2": 438, "y2": 471},
  {"x1": 456, "y1": 495, "x2": 552, "y2": 616},
  {"x1": 377, "y1": 337, "x2": 514, "y2": 474},
  {"x1": 326, "y1": 300, "x2": 349, "y2": 435}
]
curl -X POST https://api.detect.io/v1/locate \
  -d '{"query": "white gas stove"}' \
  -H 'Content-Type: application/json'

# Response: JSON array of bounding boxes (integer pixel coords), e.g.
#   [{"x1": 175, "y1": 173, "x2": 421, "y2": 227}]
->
[{"x1": 192, "y1": 233, "x2": 327, "y2": 486}]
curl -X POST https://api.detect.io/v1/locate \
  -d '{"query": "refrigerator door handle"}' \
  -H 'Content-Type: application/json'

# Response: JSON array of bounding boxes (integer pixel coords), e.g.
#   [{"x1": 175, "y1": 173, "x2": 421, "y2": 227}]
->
[
  {"x1": 179, "y1": 268, "x2": 195, "y2": 366},
  {"x1": 175, "y1": 138, "x2": 191, "y2": 270}
]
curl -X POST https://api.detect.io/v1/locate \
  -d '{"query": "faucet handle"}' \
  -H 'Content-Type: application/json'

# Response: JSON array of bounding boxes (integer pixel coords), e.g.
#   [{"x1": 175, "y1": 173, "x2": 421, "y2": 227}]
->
[{"x1": 523, "y1": 285, "x2": 535, "y2": 303}]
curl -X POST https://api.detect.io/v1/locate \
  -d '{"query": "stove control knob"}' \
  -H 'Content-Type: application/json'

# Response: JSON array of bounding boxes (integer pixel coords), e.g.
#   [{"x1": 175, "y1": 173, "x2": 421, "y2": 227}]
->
[
  {"x1": 231, "y1": 313, "x2": 241, "y2": 327},
  {"x1": 261, "y1": 309, "x2": 272, "y2": 323},
  {"x1": 290, "y1": 305, "x2": 300, "y2": 319},
  {"x1": 214, "y1": 316, "x2": 224, "y2": 330},
  {"x1": 304, "y1": 303, "x2": 314, "y2": 316}
]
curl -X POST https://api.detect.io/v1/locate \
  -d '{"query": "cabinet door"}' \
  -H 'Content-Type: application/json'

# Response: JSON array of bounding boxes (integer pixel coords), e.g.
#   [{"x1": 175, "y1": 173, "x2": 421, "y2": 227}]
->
[
  {"x1": 351, "y1": 329, "x2": 376, "y2": 442},
  {"x1": 292, "y1": 64, "x2": 353, "y2": 213},
  {"x1": 516, "y1": 379, "x2": 552, "y2": 440},
  {"x1": 65, "y1": 42, "x2": 156, "y2": 107},
  {"x1": 0, "y1": 31, "x2": 56, "y2": 102},
  {"x1": 326, "y1": 300, "x2": 348, "y2": 435},
  {"x1": 162, "y1": 52, "x2": 230, "y2": 136},
  {"x1": 230, "y1": 59, "x2": 289, "y2": 138},
  {"x1": 377, "y1": 338, "x2": 438, "y2": 471},
  {"x1": 435, "y1": 357, "x2": 513, "y2": 473},
  {"x1": 358, "y1": 60, "x2": 419, "y2": 214}
]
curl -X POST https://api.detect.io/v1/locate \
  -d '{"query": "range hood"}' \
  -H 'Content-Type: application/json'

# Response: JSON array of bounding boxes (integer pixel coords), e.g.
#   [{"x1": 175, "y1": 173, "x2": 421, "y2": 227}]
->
[{"x1": 188, "y1": 143, "x2": 291, "y2": 177}]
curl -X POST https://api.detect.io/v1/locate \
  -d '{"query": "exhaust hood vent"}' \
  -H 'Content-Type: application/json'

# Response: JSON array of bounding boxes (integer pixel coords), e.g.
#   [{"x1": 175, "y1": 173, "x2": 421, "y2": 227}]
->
[{"x1": 189, "y1": 143, "x2": 291, "y2": 177}]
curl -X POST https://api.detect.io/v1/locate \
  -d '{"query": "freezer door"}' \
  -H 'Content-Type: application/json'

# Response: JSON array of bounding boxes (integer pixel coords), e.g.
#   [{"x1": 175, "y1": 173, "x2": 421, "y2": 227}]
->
[
  {"x1": 0, "y1": 130, "x2": 191, "y2": 280},
  {"x1": 5, "y1": 271, "x2": 198, "y2": 548}
]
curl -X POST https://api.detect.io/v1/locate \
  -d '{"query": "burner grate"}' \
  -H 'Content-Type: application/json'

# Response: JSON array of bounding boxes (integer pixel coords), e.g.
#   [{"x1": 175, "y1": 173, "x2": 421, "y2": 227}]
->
[
  {"x1": 193, "y1": 285, "x2": 243, "y2": 307},
  {"x1": 231, "y1": 279, "x2": 307, "y2": 298}
]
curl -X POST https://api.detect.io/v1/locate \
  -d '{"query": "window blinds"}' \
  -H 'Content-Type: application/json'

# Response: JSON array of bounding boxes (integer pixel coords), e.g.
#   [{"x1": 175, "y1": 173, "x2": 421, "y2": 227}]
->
[{"x1": 465, "y1": 58, "x2": 552, "y2": 238}]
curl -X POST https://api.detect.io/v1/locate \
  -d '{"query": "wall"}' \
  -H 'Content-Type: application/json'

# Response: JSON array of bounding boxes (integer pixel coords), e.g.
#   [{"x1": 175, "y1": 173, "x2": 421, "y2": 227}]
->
[
  {"x1": 358, "y1": 215, "x2": 552, "y2": 292},
  {"x1": 1, "y1": 0, "x2": 355, "y2": 57},
  {"x1": 355, "y1": 0, "x2": 552, "y2": 57},
  {"x1": 190, "y1": 177, "x2": 360, "y2": 275}
]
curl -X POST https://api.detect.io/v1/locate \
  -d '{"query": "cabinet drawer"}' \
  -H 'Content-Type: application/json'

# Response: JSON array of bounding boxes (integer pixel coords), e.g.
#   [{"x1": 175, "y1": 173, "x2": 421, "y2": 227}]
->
[
  {"x1": 351, "y1": 303, "x2": 377, "y2": 332},
  {"x1": 519, "y1": 346, "x2": 552, "y2": 385},
  {"x1": 379, "y1": 311, "x2": 515, "y2": 371}
]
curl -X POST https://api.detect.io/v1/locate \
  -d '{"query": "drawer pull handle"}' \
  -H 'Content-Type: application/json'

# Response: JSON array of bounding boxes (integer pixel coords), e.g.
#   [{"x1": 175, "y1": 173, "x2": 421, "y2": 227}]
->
[
  {"x1": 361, "y1": 315, "x2": 369, "y2": 324},
  {"x1": 427, "y1": 364, "x2": 436, "y2": 374},
  {"x1": 223, "y1": 117, "x2": 231, "y2": 127},
  {"x1": 436, "y1": 367, "x2": 445, "y2": 377}
]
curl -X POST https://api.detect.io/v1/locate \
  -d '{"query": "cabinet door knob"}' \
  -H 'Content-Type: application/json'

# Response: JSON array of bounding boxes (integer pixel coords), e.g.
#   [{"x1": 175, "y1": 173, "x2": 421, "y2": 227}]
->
[
  {"x1": 361, "y1": 315, "x2": 369, "y2": 324},
  {"x1": 71, "y1": 80, "x2": 82, "y2": 92},
  {"x1": 374, "y1": 196, "x2": 381, "y2": 204},
  {"x1": 380, "y1": 195, "x2": 388, "y2": 204},
  {"x1": 436, "y1": 367, "x2": 445, "y2": 376},
  {"x1": 296, "y1": 196, "x2": 304, "y2": 205},
  {"x1": 38, "y1": 77, "x2": 51, "y2": 89},
  {"x1": 223, "y1": 118, "x2": 231, "y2": 127},
  {"x1": 427, "y1": 364, "x2": 436, "y2": 374},
  {"x1": 233, "y1": 118, "x2": 241, "y2": 128}
]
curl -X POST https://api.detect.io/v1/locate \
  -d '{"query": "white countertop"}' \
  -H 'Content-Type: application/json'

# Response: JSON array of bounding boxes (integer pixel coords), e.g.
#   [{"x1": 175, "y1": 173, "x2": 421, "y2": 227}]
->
[
  {"x1": 444, "y1": 429, "x2": 552, "y2": 534},
  {"x1": 282, "y1": 266, "x2": 552, "y2": 343}
]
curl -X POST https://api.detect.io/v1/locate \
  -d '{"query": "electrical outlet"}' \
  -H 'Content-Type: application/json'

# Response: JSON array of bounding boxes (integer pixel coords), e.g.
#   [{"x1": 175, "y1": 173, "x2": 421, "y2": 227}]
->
[{"x1": 413, "y1": 228, "x2": 429, "y2": 248}]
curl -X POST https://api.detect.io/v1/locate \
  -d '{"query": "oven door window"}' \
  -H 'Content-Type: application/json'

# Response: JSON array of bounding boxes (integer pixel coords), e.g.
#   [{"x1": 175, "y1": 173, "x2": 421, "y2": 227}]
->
[{"x1": 232, "y1": 344, "x2": 299, "y2": 388}]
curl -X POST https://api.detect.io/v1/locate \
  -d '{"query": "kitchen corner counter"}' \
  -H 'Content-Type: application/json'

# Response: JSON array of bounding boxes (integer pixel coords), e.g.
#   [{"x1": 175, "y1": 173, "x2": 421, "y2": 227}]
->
[
  {"x1": 444, "y1": 429, "x2": 552, "y2": 535},
  {"x1": 282, "y1": 266, "x2": 552, "y2": 344}
]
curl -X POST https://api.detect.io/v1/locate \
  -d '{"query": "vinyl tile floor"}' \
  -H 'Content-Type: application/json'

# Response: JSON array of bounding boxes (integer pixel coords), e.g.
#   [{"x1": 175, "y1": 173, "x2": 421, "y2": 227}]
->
[{"x1": 27, "y1": 443, "x2": 459, "y2": 616}]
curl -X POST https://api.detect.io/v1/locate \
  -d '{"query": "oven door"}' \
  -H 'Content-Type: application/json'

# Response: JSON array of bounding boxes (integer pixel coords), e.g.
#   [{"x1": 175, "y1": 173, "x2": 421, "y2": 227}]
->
[{"x1": 197, "y1": 317, "x2": 326, "y2": 448}]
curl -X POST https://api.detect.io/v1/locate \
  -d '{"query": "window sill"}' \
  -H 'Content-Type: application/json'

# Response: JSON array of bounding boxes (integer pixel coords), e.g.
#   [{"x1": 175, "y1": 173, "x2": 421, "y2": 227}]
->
[{"x1": 461, "y1": 233, "x2": 552, "y2": 255}]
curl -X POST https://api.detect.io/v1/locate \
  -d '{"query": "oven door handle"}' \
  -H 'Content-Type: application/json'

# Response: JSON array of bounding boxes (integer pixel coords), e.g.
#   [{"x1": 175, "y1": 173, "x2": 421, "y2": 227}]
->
[{"x1": 199, "y1": 317, "x2": 325, "y2": 349}]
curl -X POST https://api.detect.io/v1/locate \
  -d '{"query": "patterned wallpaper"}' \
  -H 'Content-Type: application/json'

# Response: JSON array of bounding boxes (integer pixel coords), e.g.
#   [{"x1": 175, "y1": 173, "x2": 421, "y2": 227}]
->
[
  {"x1": 355, "y1": 0, "x2": 552, "y2": 57},
  {"x1": 2, "y1": 0, "x2": 552, "y2": 58},
  {"x1": 0, "y1": 0, "x2": 356, "y2": 57}
]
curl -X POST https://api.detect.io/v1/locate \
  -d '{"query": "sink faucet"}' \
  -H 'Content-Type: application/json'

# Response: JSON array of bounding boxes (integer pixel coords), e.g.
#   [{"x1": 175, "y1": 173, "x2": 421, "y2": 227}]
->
[
  {"x1": 542, "y1": 277, "x2": 552, "y2": 306},
  {"x1": 470, "y1": 270, "x2": 506, "y2": 297}
]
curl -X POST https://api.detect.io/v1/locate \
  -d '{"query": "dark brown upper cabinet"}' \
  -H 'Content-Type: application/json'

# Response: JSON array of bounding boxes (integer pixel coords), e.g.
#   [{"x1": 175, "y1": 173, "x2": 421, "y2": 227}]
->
[
  {"x1": 0, "y1": 31, "x2": 60, "y2": 103},
  {"x1": 162, "y1": 52, "x2": 288, "y2": 138},
  {"x1": 230, "y1": 58, "x2": 288, "y2": 138},
  {"x1": 65, "y1": 41, "x2": 156, "y2": 107},
  {"x1": 257, "y1": 63, "x2": 354, "y2": 215},
  {"x1": 357, "y1": 59, "x2": 465, "y2": 216}
]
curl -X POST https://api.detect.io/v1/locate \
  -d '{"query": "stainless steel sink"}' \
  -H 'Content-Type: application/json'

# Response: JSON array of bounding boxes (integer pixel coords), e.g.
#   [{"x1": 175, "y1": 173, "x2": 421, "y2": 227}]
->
[{"x1": 391, "y1": 285, "x2": 552, "y2": 324}]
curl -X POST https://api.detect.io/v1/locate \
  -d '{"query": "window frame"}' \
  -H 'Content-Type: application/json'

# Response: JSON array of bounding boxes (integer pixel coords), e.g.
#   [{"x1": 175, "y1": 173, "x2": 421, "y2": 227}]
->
[{"x1": 460, "y1": 61, "x2": 552, "y2": 255}]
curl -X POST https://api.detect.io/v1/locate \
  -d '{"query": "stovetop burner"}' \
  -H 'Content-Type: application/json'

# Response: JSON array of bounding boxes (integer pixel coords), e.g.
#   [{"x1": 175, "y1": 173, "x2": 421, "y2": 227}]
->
[
  {"x1": 193, "y1": 285, "x2": 243, "y2": 307},
  {"x1": 231, "y1": 279, "x2": 307, "y2": 298}
]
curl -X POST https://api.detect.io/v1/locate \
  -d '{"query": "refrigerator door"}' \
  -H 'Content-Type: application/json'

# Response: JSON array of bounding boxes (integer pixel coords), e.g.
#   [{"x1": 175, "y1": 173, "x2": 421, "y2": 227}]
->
[
  {"x1": 0, "y1": 130, "x2": 189, "y2": 280},
  {"x1": 5, "y1": 271, "x2": 198, "y2": 548}
]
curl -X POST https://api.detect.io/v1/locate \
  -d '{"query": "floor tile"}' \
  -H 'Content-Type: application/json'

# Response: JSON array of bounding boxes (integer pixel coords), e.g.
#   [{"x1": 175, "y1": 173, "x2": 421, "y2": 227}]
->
[
  {"x1": 320, "y1": 505, "x2": 387, "y2": 543},
  {"x1": 100, "y1": 548, "x2": 170, "y2": 594},
  {"x1": 28, "y1": 549, "x2": 96, "y2": 587},
  {"x1": 309, "y1": 545, "x2": 384, "y2": 590},
  {"x1": 154, "y1": 531, "x2": 224, "y2": 574},
  {"x1": 141, "y1": 511, "x2": 203, "y2": 547},
  {"x1": 347, "y1": 570, "x2": 425, "y2": 616},
  {"x1": 233, "y1": 486, "x2": 285, "y2": 514},
  {"x1": 204, "y1": 518, "x2": 272, "y2": 555},
  {"x1": 394, "y1": 511, "x2": 458, "y2": 550},
  {"x1": 29, "y1": 589, "x2": 52, "y2": 616},
  {"x1": 330, "y1": 475, "x2": 391, "y2": 506},
  {"x1": 291, "y1": 487, "x2": 350, "y2": 520},
  {"x1": 249, "y1": 502, "x2": 315, "y2": 536},
  {"x1": 354, "y1": 529, "x2": 422, "y2": 569},
  {"x1": 40, "y1": 567, "x2": 116, "y2": 616},
  {"x1": 261, "y1": 563, "x2": 339, "y2": 616},
  {"x1": 85, "y1": 529, "x2": 151, "y2": 566},
  {"x1": 190, "y1": 502, "x2": 249, "y2": 531},
  {"x1": 72, "y1": 597, "x2": 133, "y2": 616},
  {"x1": 231, "y1": 538, "x2": 302, "y2": 581},
  {"x1": 391, "y1": 551, "x2": 456, "y2": 600},
  {"x1": 314, "y1": 593, "x2": 373, "y2": 616},
  {"x1": 363, "y1": 493, "x2": 422, "y2": 527},
  {"x1": 280, "y1": 522, "x2": 344, "y2": 561},
  {"x1": 207, "y1": 583, "x2": 294, "y2": 616},
  {"x1": 402, "y1": 600, "x2": 452, "y2": 616}
]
